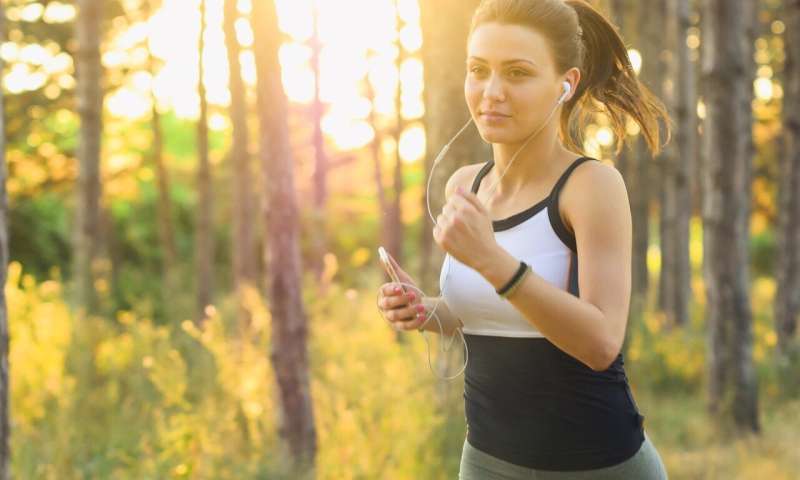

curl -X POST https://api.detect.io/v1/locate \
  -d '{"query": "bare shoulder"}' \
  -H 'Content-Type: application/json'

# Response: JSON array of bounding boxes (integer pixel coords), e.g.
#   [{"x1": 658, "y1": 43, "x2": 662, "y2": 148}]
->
[
  {"x1": 444, "y1": 162, "x2": 486, "y2": 202},
  {"x1": 560, "y1": 159, "x2": 629, "y2": 234}
]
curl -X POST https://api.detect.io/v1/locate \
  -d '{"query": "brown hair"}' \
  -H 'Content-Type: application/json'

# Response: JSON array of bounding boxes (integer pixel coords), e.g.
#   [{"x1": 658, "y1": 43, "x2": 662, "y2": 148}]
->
[{"x1": 468, "y1": 0, "x2": 671, "y2": 156}]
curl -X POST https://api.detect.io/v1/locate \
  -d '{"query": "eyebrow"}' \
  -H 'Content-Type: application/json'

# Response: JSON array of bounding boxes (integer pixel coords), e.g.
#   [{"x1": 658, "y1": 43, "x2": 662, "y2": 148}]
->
[{"x1": 467, "y1": 56, "x2": 538, "y2": 67}]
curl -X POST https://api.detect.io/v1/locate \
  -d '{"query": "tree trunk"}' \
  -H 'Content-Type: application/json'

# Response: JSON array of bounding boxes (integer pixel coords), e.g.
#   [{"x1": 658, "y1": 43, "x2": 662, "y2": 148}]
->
[
  {"x1": 74, "y1": 0, "x2": 104, "y2": 314},
  {"x1": 629, "y1": 0, "x2": 660, "y2": 305},
  {"x1": 659, "y1": 0, "x2": 694, "y2": 327},
  {"x1": 418, "y1": 0, "x2": 488, "y2": 293},
  {"x1": 775, "y1": 0, "x2": 800, "y2": 356},
  {"x1": 389, "y1": 0, "x2": 406, "y2": 274},
  {"x1": 701, "y1": 0, "x2": 759, "y2": 434},
  {"x1": 252, "y1": 0, "x2": 317, "y2": 474},
  {"x1": 224, "y1": 0, "x2": 257, "y2": 326},
  {"x1": 0, "y1": 5, "x2": 11, "y2": 476},
  {"x1": 196, "y1": 0, "x2": 214, "y2": 324},
  {"x1": 145, "y1": 0, "x2": 179, "y2": 319}
]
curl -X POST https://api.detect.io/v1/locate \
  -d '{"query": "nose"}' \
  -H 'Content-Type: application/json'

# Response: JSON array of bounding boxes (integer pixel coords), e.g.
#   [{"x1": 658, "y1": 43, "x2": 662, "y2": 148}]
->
[{"x1": 483, "y1": 72, "x2": 505, "y2": 102}]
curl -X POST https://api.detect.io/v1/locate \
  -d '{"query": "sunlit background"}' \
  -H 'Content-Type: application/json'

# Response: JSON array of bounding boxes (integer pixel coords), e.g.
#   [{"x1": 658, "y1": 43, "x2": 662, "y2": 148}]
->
[{"x1": 2, "y1": 0, "x2": 785, "y2": 164}]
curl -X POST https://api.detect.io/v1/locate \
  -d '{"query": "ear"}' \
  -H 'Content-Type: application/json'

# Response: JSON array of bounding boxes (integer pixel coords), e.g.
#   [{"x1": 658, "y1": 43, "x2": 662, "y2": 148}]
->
[{"x1": 562, "y1": 67, "x2": 581, "y2": 102}]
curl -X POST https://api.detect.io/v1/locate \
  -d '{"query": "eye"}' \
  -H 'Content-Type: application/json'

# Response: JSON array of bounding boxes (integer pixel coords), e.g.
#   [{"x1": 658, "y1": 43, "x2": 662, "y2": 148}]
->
[
  {"x1": 509, "y1": 69, "x2": 529, "y2": 77},
  {"x1": 468, "y1": 65, "x2": 487, "y2": 75}
]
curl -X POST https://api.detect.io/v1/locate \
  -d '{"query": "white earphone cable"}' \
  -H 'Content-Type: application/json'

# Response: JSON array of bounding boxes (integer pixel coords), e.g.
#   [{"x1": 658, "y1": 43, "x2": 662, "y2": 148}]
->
[{"x1": 379, "y1": 82, "x2": 572, "y2": 380}]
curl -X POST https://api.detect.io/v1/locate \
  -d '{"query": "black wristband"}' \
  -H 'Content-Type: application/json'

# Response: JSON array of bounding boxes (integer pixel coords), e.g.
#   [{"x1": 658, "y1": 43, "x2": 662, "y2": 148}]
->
[{"x1": 496, "y1": 261, "x2": 528, "y2": 296}]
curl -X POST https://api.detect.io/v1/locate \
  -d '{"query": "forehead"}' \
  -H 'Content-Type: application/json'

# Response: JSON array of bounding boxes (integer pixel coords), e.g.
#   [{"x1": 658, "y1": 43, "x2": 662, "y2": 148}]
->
[{"x1": 467, "y1": 22, "x2": 554, "y2": 70}]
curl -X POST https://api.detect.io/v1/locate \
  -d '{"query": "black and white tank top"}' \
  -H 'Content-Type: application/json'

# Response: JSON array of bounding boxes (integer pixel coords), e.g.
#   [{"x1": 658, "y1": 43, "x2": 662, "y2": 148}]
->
[{"x1": 440, "y1": 156, "x2": 646, "y2": 471}]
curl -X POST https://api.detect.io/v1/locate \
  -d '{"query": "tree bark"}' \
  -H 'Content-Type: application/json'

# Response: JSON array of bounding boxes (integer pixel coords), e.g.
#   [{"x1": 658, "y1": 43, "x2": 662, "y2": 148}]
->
[
  {"x1": 224, "y1": 0, "x2": 257, "y2": 326},
  {"x1": 418, "y1": 0, "x2": 488, "y2": 293},
  {"x1": 625, "y1": 0, "x2": 660, "y2": 312},
  {"x1": 701, "y1": 0, "x2": 759, "y2": 433},
  {"x1": 659, "y1": 0, "x2": 694, "y2": 327},
  {"x1": 252, "y1": 0, "x2": 317, "y2": 473},
  {"x1": 74, "y1": 0, "x2": 104, "y2": 314},
  {"x1": 388, "y1": 0, "x2": 406, "y2": 275},
  {"x1": 775, "y1": 0, "x2": 800, "y2": 356},
  {"x1": 195, "y1": 0, "x2": 214, "y2": 324}
]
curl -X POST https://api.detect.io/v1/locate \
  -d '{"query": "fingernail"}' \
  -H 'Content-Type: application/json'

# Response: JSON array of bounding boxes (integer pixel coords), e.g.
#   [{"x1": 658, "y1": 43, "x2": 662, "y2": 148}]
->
[
  {"x1": 394, "y1": 286, "x2": 401, "y2": 293},
  {"x1": 416, "y1": 304, "x2": 425, "y2": 313}
]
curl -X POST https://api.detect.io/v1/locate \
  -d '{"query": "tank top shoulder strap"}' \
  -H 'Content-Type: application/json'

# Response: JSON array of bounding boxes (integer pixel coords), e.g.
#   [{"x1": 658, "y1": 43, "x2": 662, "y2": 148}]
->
[
  {"x1": 547, "y1": 156, "x2": 598, "y2": 202},
  {"x1": 547, "y1": 156, "x2": 599, "y2": 252},
  {"x1": 470, "y1": 160, "x2": 495, "y2": 194}
]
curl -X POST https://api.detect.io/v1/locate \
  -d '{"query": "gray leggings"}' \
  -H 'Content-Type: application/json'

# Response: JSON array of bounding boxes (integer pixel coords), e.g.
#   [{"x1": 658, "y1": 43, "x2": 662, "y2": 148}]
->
[{"x1": 459, "y1": 432, "x2": 668, "y2": 479}]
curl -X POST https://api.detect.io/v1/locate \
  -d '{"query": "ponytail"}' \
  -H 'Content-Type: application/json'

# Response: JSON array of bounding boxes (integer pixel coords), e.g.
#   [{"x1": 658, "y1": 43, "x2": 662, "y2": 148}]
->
[{"x1": 564, "y1": 0, "x2": 671, "y2": 156}]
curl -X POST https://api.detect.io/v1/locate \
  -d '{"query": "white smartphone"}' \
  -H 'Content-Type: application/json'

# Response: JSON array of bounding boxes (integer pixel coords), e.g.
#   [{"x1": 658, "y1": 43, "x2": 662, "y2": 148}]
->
[{"x1": 378, "y1": 246, "x2": 406, "y2": 292}]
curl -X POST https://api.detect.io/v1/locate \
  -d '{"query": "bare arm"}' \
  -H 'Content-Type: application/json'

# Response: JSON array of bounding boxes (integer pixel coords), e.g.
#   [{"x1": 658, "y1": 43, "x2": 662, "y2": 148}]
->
[{"x1": 473, "y1": 163, "x2": 632, "y2": 371}]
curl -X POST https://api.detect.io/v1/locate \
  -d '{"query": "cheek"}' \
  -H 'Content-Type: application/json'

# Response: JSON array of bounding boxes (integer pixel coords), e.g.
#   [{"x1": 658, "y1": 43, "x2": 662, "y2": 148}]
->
[{"x1": 464, "y1": 81, "x2": 485, "y2": 112}]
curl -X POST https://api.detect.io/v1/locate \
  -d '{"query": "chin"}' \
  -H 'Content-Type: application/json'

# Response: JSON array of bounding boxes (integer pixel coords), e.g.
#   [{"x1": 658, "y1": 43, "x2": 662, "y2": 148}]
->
[{"x1": 478, "y1": 127, "x2": 520, "y2": 145}]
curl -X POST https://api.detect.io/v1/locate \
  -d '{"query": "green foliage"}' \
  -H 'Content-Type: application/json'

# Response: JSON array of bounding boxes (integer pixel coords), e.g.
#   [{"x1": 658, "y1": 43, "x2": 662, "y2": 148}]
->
[
  {"x1": 8, "y1": 193, "x2": 72, "y2": 279},
  {"x1": 750, "y1": 229, "x2": 776, "y2": 278}
]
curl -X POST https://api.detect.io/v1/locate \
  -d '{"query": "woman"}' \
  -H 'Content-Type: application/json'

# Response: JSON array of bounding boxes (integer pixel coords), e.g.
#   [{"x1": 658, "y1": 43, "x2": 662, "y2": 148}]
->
[{"x1": 377, "y1": 0, "x2": 670, "y2": 478}]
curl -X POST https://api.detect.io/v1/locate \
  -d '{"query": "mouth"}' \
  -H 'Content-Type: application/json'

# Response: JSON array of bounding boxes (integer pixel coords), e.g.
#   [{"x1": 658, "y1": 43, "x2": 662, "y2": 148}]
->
[{"x1": 480, "y1": 111, "x2": 511, "y2": 122}]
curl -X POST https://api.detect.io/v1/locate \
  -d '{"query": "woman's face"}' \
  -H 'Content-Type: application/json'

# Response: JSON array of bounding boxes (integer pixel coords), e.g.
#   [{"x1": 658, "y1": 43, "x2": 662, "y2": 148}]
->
[{"x1": 465, "y1": 23, "x2": 568, "y2": 144}]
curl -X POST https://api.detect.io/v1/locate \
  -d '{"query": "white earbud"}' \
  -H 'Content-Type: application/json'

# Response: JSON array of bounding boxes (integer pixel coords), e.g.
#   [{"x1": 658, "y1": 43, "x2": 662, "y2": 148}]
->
[{"x1": 558, "y1": 81, "x2": 572, "y2": 104}]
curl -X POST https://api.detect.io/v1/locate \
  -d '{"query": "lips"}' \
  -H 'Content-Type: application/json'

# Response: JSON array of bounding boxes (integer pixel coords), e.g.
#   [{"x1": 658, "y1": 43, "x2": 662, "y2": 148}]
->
[
  {"x1": 481, "y1": 111, "x2": 510, "y2": 122},
  {"x1": 481, "y1": 111, "x2": 510, "y2": 117}
]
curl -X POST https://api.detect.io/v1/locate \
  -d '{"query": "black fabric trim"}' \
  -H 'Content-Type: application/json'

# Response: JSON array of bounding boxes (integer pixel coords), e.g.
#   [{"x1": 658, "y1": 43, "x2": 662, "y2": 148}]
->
[
  {"x1": 471, "y1": 157, "x2": 597, "y2": 234},
  {"x1": 470, "y1": 160, "x2": 494, "y2": 194},
  {"x1": 567, "y1": 251, "x2": 580, "y2": 297},
  {"x1": 547, "y1": 157, "x2": 598, "y2": 252}
]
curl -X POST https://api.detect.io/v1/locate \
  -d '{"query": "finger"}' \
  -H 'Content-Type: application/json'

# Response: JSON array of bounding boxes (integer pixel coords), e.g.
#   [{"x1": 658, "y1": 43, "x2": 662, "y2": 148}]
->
[
  {"x1": 381, "y1": 283, "x2": 403, "y2": 296},
  {"x1": 400, "y1": 304, "x2": 427, "y2": 330},
  {"x1": 387, "y1": 304, "x2": 418, "y2": 323},
  {"x1": 442, "y1": 200, "x2": 457, "y2": 217},
  {"x1": 381, "y1": 291, "x2": 418, "y2": 310},
  {"x1": 391, "y1": 303, "x2": 426, "y2": 327}
]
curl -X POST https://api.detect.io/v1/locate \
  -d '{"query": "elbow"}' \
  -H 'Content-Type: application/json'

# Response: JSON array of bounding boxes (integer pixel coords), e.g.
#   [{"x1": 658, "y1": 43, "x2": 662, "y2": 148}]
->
[{"x1": 589, "y1": 340, "x2": 622, "y2": 372}]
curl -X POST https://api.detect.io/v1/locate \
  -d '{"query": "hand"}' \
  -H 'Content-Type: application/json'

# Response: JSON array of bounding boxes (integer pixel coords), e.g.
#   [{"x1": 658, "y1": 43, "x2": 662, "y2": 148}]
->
[
  {"x1": 433, "y1": 186, "x2": 499, "y2": 271},
  {"x1": 376, "y1": 253, "x2": 427, "y2": 331},
  {"x1": 377, "y1": 283, "x2": 428, "y2": 331}
]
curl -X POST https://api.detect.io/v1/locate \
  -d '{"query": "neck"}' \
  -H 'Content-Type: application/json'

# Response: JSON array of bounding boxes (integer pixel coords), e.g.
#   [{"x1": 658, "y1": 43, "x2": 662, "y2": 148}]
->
[{"x1": 486, "y1": 122, "x2": 569, "y2": 197}]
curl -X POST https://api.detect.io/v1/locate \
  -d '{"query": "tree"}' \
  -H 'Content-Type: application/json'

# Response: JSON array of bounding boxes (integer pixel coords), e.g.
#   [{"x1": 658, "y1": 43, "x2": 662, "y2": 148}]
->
[
  {"x1": 418, "y1": 0, "x2": 487, "y2": 292},
  {"x1": 195, "y1": 0, "x2": 214, "y2": 324},
  {"x1": 251, "y1": 0, "x2": 317, "y2": 473},
  {"x1": 144, "y1": 0, "x2": 179, "y2": 317},
  {"x1": 74, "y1": 0, "x2": 104, "y2": 313},
  {"x1": 659, "y1": 0, "x2": 695, "y2": 327},
  {"x1": 701, "y1": 0, "x2": 759, "y2": 433},
  {"x1": 224, "y1": 0, "x2": 257, "y2": 325},
  {"x1": 387, "y1": 0, "x2": 407, "y2": 275},
  {"x1": 775, "y1": 0, "x2": 800, "y2": 357},
  {"x1": 626, "y1": 0, "x2": 661, "y2": 327}
]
